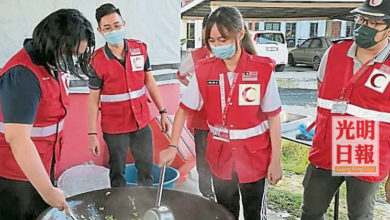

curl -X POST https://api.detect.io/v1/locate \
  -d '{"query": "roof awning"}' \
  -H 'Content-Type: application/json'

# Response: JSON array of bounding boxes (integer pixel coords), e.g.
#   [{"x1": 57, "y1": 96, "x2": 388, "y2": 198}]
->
[{"x1": 182, "y1": 0, "x2": 365, "y2": 21}]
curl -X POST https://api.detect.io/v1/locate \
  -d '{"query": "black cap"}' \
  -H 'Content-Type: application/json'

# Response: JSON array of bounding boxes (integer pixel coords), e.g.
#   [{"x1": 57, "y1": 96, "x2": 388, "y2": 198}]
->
[{"x1": 351, "y1": 0, "x2": 390, "y2": 19}]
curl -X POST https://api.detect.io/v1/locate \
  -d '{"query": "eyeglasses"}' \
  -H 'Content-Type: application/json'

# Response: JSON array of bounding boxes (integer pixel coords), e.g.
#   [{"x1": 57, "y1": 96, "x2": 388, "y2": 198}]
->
[{"x1": 354, "y1": 15, "x2": 387, "y2": 29}]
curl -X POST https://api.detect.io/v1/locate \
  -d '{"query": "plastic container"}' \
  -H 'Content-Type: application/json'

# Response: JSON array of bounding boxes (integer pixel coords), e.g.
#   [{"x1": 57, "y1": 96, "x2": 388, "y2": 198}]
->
[
  {"x1": 125, "y1": 163, "x2": 180, "y2": 189},
  {"x1": 57, "y1": 164, "x2": 110, "y2": 197}
]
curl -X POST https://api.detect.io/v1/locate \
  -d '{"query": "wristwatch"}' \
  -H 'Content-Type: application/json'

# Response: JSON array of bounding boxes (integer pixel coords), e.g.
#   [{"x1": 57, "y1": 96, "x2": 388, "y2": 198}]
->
[{"x1": 159, "y1": 109, "x2": 167, "y2": 114}]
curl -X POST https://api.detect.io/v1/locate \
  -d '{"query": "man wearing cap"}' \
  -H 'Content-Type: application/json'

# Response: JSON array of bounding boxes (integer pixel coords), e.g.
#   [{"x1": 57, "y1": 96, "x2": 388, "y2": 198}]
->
[{"x1": 301, "y1": 0, "x2": 390, "y2": 219}]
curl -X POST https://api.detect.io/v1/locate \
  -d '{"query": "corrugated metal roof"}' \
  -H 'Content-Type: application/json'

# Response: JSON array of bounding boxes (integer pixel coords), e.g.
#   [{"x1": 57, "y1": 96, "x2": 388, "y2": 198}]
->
[{"x1": 182, "y1": 0, "x2": 365, "y2": 21}]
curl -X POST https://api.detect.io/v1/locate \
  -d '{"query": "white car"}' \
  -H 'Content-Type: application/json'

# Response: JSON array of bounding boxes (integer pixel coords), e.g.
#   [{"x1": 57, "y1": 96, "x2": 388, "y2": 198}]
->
[{"x1": 250, "y1": 31, "x2": 288, "y2": 72}]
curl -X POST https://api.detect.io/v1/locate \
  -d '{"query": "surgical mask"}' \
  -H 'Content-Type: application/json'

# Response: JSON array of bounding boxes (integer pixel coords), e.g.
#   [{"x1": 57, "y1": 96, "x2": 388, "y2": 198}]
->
[
  {"x1": 103, "y1": 29, "x2": 124, "y2": 46},
  {"x1": 354, "y1": 24, "x2": 382, "y2": 48},
  {"x1": 210, "y1": 44, "x2": 236, "y2": 59}
]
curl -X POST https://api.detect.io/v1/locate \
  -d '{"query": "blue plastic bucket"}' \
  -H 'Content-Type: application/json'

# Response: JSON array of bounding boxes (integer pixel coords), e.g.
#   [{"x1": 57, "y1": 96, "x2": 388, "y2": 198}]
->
[{"x1": 125, "y1": 163, "x2": 180, "y2": 189}]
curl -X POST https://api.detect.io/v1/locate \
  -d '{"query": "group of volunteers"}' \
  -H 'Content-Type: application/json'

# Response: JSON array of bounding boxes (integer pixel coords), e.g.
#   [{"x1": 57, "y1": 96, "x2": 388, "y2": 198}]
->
[{"x1": 1, "y1": 0, "x2": 390, "y2": 219}]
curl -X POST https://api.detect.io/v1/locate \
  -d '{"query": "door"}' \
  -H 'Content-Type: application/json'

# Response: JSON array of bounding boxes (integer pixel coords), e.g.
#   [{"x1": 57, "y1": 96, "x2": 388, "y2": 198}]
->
[
  {"x1": 306, "y1": 38, "x2": 323, "y2": 63},
  {"x1": 293, "y1": 39, "x2": 312, "y2": 63}
]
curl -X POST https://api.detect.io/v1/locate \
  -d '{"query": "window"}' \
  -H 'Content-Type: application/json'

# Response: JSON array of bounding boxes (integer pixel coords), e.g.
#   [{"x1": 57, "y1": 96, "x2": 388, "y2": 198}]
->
[
  {"x1": 331, "y1": 21, "x2": 341, "y2": 37},
  {"x1": 248, "y1": 21, "x2": 253, "y2": 30},
  {"x1": 265, "y1": 22, "x2": 281, "y2": 31},
  {"x1": 300, "y1": 39, "x2": 312, "y2": 48},
  {"x1": 309, "y1": 39, "x2": 322, "y2": 48},
  {"x1": 254, "y1": 22, "x2": 260, "y2": 31},
  {"x1": 186, "y1": 22, "x2": 195, "y2": 48},
  {"x1": 286, "y1": 23, "x2": 296, "y2": 47},
  {"x1": 346, "y1": 22, "x2": 354, "y2": 37},
  {"x1": 255, "y1": 33, "x2": 285, "y2": 44},
  {"x1": 310, "y1": 23, "x2": 318, "y2": 38}
]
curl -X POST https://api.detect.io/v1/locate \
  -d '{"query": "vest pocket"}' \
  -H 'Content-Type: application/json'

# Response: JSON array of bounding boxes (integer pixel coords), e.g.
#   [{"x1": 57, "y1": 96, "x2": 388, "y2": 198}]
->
[
  {"x1": 100, "y1": 104, "x2": 124, "y2": 115},
  {"x1": 244, "y1": 143, "x2": 271, "y2": 171},
  {"x1": 206, "y1": 137, "x2": 224, "y2": 167},
  {"x1": 140, "y1": 99, "x2": 151, "y2": 122},
  {"x1": 313, "y1": 114, "x2": 329, "y2": 143}
]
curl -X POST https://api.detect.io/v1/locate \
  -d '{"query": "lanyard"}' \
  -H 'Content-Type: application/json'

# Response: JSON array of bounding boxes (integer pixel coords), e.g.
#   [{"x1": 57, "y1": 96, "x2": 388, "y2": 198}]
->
[
  {"x1": 219, "y1": 72, "x2": 239, "y2": 127},
  {"x1": 340, "y1": 59, "x2": 370, "y2": 100}
]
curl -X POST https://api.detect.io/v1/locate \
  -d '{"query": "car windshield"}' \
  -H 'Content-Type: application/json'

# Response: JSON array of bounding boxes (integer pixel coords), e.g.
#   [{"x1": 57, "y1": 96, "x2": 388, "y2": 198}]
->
[{"x1": 255, "y1": 33, "x2": 285, "y2": 44}]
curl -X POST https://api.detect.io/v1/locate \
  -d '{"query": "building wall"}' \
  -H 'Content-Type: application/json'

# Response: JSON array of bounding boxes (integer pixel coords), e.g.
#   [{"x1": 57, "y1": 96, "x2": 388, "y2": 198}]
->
[{"x1": 182, "y1": 18, "x2": 353, "y2": 51}]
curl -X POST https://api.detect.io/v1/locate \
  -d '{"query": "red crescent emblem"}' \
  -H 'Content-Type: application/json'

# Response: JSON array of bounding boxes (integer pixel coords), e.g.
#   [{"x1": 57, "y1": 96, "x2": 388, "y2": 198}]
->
[
  {"x1": 242, "y1": 87, "x2": 257, "y2": 102},
  {"x1": 370, "y1": 73, "x2": 386, "y2": 88},
  {"x1": 370, "y1": 0, "x2": 383, "y2": 6}
]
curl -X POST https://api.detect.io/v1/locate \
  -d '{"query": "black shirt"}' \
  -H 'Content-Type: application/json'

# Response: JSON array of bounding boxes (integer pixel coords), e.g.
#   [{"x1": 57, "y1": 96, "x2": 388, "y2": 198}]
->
[
  {"x1": 88, "y1": 41, "x2": 152, "y2": 90},
  {"x1": 0, "y1": 40, "x2": 45, "y2": 124}
]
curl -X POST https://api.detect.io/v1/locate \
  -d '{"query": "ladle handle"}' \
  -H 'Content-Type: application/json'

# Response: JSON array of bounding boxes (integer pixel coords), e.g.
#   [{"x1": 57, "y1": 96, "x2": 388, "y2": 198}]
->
[{"x1": 155, "y1": 163, "x2": 166, "y2": 207}]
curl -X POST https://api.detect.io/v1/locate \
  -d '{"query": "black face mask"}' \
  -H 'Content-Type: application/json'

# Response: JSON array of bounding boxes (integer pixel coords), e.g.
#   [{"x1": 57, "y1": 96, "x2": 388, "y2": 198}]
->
[{"x1": 353, "y1": 24, "x2": 389, "y2": 48}]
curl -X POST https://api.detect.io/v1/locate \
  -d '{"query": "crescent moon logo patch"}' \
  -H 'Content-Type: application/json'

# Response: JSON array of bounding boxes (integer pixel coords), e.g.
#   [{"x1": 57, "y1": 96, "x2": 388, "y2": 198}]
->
[
  {"x1": 369, "y1": 0, "x2": 383, "y2": 7},
  {"x1": 364, "y1": 68, "x2": 390, "y2": 93},
  {"x1": 239, "y1": 84, "x2": 260, "y2": 106}
]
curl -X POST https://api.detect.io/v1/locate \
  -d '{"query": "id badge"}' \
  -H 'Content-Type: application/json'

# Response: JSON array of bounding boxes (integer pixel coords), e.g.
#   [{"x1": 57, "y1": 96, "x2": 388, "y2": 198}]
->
[
  {"x1": 130, "y1": 55, "x2": 144, "y2": 72},
  {"x1": 331, "y1": 101, "x2": 348, "y2": 114},
  {"x1": 213, "y1": 125, "x2": 230, "y2": 142}
]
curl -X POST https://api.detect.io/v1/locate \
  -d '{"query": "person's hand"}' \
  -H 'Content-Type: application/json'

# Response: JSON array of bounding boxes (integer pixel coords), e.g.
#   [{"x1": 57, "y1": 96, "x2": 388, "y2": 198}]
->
[
  {"x1": 42, "y1": 187, "x2": 72, "y2": 217},
  {"x1": 159, "y1": 146, "x2": 177, "y2": 167},
  {"x1": 160, "y1": 114, "x2": 171, "y2": 133},
  {"x1": 267, "y1": 159, "x2": 282, "y2": 185},
  {"x1": 88, "y1": 135, "x2": 100, "y2": 156},
  {"x1": 385, "y1": 176, "x2": 390, "y2": 203}
]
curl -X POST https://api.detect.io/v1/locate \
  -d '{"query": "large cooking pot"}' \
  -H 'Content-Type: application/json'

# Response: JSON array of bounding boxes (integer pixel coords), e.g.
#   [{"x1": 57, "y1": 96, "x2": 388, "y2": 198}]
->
[{"x1": 38, "y1": 187, "x2": 234, "y2": 220}]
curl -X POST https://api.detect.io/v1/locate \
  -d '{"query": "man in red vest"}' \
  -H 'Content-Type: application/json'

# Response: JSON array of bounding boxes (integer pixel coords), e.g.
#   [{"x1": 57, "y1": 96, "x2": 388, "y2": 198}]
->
[
  {"x1": 0, "y1": 9, "x2": 95, "y2": 219},
  {"x1": 88, "y1": 3, "x2": 170, "y2": 187},
  {"x1": 301, "y1": 1, "x2": 390, "y2": 219},
  {"x1": 176, "y1": 14, "x2": 216, "y2": 200}
]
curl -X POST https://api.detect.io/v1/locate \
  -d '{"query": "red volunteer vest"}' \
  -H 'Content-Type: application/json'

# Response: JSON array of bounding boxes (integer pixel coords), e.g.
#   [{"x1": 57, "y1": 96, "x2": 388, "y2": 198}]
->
[
  {"x1": 0, "y1": 49, "x2": 68, "y2": 181},
  {"x1": 310, "y1": 41, "x2": 390, "y2": 182},
  {"x1": 92, "y1": 39, "x2": 151, "y2": 134},
  {"x1": 189, "y1": 46, "x2": 210, "y2": 130},
  {"x1": 187, "y1": 49, "x2": 278, "y2": 183}
]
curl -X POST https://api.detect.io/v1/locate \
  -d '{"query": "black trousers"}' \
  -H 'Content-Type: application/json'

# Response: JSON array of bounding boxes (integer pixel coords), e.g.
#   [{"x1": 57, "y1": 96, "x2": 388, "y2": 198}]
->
[
  {"x1": 0, "y1": 176, "x2": 48, "y2": 220},
  {"x1": 213, "y1": 173, "x2": 267, "y2": 220},
  {"x1": 301, "y1": 164, "x2": 380, "y2": 220},
  {"x1": 194, "y1": 129, "x2": 213, "y2": 196},
  {"x1": 103, "y1": 125, "x2": 153, "y2": 187}
]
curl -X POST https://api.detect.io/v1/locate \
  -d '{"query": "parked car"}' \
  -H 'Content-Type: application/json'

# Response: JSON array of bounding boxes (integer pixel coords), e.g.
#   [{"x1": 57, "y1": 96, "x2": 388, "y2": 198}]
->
[
  {"x1": 250, "y1": 31, "x2": 288, "y2": 72},
  {"x1": 288, "y1": 37, "x2": 334, "y2": 71}
]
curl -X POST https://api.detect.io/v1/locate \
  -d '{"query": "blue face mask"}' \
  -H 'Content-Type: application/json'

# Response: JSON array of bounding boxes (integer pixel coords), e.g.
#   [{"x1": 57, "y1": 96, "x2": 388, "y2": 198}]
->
[
  {"x1": 103, "y1": 29, "x2": 124, "y2": 46},
  {"x1": 210, "y1": 44, "x2": 236, "y2": 59}
]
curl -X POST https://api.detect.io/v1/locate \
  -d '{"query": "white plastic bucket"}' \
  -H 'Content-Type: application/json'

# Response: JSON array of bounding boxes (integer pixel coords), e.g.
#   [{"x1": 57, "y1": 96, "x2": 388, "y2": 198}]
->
[{"x1": 57, "y1": 164, "x2": 110, "y2": 197}]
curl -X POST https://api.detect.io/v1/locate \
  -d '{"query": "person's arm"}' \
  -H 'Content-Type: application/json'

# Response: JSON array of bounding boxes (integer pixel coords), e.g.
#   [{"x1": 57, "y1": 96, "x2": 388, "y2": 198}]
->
[
  {"x1": 159, "y1": 107, "x2": 188, "y2": 166},
  {"x1": 158, "y1": 72, "x2": 204, "y2": 166},
  {"x1": 260, "y1": 73, "x2": 282, "y2": 185},
  {"x1": 4, "y1": 124, "x2": 70, "y2": 213},
  {"x1": 0, "y1": 67, "x2": 70, "y2": 215},
  {"x1": 87, "y1": 67, "x2": 103, "y2": 156},
  {"x1": 176, "y1": 53, "x2": 195, "y2": 86},
  {"x1": 267, "y1": 114, "x2": 282, "y2": 185},
  {"x1": 144, "y1": 71, "x2": 170, "y2": 133},
  {"x1": 88, "y1": 89, "x2": 101, "y2": 156}
]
